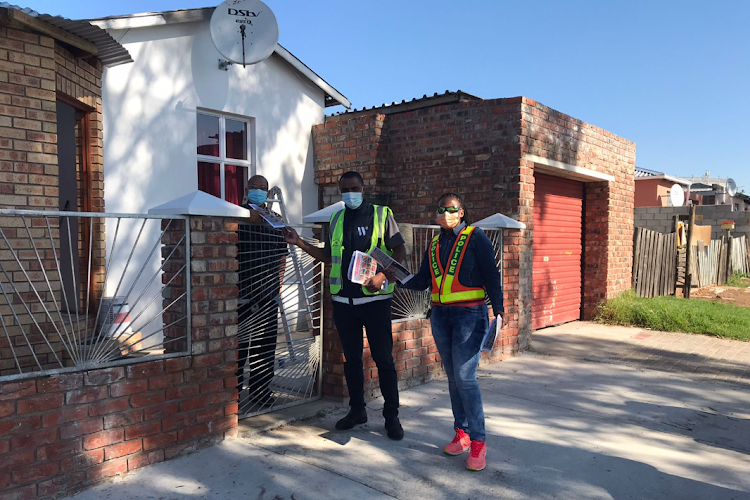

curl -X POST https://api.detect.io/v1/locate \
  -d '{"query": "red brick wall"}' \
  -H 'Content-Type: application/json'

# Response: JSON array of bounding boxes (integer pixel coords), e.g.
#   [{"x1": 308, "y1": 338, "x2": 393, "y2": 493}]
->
[
  {"x1": 312, "y1": 95, "x2": 634, "y2": 400},
  {"x1": 0, "y1": 216, "x2": 239, "y2": 500},
  {"x1": 519, "y1": 98, "x2": 636, "y2": 317},
  {"x1": 0, "y1": 24, "x2": 107, "y2": 374}
]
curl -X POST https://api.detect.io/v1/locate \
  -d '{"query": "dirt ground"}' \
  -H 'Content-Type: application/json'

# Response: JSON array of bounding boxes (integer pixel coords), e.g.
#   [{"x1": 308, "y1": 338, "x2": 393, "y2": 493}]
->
[{"x1": 691, "y1": 278, "x2": 750, "y2": 307}]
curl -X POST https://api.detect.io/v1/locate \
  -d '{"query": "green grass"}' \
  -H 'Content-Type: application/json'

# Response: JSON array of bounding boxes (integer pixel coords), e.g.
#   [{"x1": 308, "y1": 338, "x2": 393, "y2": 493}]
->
[
  {"x1": 727, "y1": 272, "x2": 750, "y2": 288},
  {"x1": 596, "y1": 290, "x2": 750, "y2": 341}
]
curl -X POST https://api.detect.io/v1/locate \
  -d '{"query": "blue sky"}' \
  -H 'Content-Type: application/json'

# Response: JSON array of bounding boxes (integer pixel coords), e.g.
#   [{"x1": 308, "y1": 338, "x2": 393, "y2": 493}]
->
[{"x1": 24, "y1": 0, "x2": 750, "y2": 192}]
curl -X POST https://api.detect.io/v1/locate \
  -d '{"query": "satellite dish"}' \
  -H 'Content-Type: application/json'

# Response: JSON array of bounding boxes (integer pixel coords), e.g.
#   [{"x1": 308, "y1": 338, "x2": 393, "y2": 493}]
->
[
  {"x1": 669, "y1": 184, "x2": 685, "y2": 207},
  {"x1": 727, "y1": 178, "x2": 738, "y2": 197},
  {"x1": 210, "y1": 0, "x2": 279, "y2": 67}
]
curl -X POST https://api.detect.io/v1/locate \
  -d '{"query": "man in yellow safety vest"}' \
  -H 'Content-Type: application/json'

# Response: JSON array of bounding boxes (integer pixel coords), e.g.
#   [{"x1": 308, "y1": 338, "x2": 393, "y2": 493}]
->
[{"x1": 283, "y1": 171, "x2": 407, "y2": 440}]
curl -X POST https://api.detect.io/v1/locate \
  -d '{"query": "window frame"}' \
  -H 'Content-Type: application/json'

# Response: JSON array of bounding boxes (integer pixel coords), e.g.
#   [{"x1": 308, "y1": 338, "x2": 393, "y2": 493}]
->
[{"x1": 196, "y1": 109, "x2": 255, "y2": 201}]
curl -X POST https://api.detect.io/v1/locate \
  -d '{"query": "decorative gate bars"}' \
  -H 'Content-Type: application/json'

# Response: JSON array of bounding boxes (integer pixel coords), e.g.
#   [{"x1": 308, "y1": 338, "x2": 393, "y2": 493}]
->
[
  {"x1": 236, "y1": 220, "x2": 324, "y2": 418},
  {"x1": 0, "y1": 209, "x2": 190, "y2": 381}
]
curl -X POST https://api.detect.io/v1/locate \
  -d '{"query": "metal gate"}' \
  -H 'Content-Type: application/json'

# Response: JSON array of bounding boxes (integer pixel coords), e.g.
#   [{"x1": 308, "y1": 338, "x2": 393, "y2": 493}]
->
[{"x1": 236, "y1": 189, "x2": 324, "y2": 417}]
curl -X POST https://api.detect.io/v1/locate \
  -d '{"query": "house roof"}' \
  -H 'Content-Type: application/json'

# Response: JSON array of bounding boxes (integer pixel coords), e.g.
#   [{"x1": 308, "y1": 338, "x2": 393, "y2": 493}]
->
[
  {"x1": 634, "y1": 167, "x2": 690, "y2": 186},
  {"x1": 330, "y1": 90, "x2": 481, "y2": 117},
  {"x1": 87, "y1": 7, "x2": 350, "y2": 108},
  {"x1": 0, "y1": 3, "x2": 132, "y2": 66}
]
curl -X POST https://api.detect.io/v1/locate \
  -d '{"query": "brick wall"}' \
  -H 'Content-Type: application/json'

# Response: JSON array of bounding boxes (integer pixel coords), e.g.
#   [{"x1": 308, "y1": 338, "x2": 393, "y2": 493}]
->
[
  {"x1": 519, "y1": 98, "x2": 636, "y2": 316},
  {"x1": 635, "y1": 205, "x2": 750, "y2": 240},
  {"x1": 0, "y1": 216, "x2": 239, "y2": 500},
  {"x1": 0, "y1": 23, "x2": 107, "y2": 375},
  {"x1": 313, "y1": 95, "x2": 634, "y2": 400}
]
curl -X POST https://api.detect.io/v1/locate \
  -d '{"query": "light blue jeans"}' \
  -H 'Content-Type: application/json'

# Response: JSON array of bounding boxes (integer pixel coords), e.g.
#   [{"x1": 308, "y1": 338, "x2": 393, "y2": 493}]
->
[{"x1": 430, "y1": 304, "x2": 488, "y2": 441}]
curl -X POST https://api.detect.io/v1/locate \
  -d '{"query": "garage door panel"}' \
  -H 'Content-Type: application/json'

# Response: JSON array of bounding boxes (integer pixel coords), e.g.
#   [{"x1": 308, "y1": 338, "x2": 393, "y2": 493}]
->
[{"x1": 532, "y1": 173, "x2": 584, "y2": 331}]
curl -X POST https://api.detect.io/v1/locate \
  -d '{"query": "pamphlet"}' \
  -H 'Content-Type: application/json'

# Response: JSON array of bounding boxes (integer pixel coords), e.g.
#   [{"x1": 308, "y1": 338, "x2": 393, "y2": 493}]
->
[
  {"x1": 482, "y1": 317, "x2": 500, "y2": 352},
  {"x1": 348, "y1": 250, "x2": 379, "y2": 284},
  {"x1": 249, "y1": 204, "x2": 286, "y2": 229},
  {"x1": 369, "y1": 247, "x2": 414, "y2": 285}
]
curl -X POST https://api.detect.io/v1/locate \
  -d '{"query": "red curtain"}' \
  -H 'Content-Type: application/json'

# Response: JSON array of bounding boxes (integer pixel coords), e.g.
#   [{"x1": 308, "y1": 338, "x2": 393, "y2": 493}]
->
[
  {"x1": 224, "y1": 165, "x2": 247, "y2": 205},
  {"x1": 197, "y1": 162, "x2": 220, "y2": 197}
]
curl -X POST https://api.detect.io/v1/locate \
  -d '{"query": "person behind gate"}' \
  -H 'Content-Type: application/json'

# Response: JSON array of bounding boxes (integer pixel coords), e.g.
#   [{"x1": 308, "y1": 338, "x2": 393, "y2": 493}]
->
[
  {"x1": 236, "y1": 175, "x2": 287, "y2": 409},
  {"x1": 282, "y1": 171, "x2": 407, "y2": 440},
  {"x1": 401, "y1": 192, "x2": 506, "y2": 471}
]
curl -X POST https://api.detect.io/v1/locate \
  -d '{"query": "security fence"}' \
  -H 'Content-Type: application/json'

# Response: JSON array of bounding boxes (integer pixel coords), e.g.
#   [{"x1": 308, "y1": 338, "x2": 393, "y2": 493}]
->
[
  {"x1": 0, "y1": 209, "x2": 190, "y2": 381},
  {"x1": 236, "y1": 222, "x2": 324, "y2": 418}
]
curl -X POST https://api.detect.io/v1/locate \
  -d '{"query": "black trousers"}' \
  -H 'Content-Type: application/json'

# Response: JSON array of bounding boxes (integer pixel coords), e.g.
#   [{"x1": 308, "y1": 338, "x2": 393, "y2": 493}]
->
[
  {"x1": 332, "y1": 298, "x2": 399, "y2": 419},
  {"x1": 237, "y1": 299, "x2": 279, "y2": 395}
]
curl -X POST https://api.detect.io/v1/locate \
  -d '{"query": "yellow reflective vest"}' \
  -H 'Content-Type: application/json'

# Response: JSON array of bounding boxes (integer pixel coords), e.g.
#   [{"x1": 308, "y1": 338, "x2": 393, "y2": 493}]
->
[{"x1": 329, "y1": 205, "x2": 396, "y2": 296}]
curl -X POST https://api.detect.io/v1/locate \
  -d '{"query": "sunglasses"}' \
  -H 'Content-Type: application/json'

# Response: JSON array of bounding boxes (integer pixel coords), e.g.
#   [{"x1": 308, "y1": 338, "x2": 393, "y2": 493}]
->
[{"x1": 436, "y1": 206, "x2": 462, "y2": 215}]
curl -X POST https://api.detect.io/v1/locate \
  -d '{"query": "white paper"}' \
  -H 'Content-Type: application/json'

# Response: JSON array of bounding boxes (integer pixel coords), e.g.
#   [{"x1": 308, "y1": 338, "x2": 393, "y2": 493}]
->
[
  {"x1": 369, "y1": 247, "x2": 414, "y2": 284},
  {"x1": 482, "y1": 317, "x2": 500, "y2": 352},
  {"x1": 348, "y1": 250, "x2": 388, "y2": 290},
  {"x1": 249, "y1": 204, "x2": 286, "y2": 228}
]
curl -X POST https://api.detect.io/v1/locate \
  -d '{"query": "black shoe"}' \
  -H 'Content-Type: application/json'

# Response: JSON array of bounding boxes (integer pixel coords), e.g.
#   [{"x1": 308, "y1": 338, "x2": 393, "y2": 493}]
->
[
  {"x1": 335, "y1": 408, "x2": 368, "y2": 430},
  {"x1": 385, "y1": 417, "x2": 404, "y2": 441}
]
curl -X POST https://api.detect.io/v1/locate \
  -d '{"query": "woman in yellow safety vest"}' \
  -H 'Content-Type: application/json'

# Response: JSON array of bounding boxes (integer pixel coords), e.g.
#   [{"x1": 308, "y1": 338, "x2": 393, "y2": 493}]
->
[{"x1": 400, "y1": 193, "x2": 505, "y2": 472}]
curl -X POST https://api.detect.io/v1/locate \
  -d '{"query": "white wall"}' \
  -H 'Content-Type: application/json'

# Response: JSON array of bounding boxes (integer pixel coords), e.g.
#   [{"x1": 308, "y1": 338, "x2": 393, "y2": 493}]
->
[
  {"x1": 102, "y1": 20, "x2": 325, "y2": 221},
  {"x1": 100, "y1": 20, "x2": 327, "y2": 346}
]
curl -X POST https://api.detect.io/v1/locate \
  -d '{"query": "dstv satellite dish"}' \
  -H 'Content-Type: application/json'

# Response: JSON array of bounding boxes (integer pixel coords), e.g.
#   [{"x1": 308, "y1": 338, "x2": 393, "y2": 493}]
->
[
  {"x1": 727, "y1": 178, "x2": 738, "y2": 197},
  {"x1": 210, "y1": 0, "x2": 279, "y2": 68},
  {"x1": 669, "y1": 184, "x2": 685, "y2": 207}
]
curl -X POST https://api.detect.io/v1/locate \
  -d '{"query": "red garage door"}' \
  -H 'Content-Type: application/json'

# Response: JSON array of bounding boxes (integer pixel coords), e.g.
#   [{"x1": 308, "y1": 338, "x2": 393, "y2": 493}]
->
[{"x1": 532, "y1": 173, "x2": 584, "y2": 330}]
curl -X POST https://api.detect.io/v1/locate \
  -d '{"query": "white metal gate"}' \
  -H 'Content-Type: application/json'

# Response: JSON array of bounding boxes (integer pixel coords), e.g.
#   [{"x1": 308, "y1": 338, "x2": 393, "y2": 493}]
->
[{"x1": 236, "y1": 188, "x2": 324, "y2": 417}]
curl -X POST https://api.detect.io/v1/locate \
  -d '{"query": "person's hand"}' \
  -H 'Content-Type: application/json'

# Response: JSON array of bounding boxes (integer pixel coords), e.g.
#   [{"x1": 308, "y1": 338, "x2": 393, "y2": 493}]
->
[
  {"x1": 363, "y1": 272, "x2": 387, "y2": 293},
  {"x1": 382, "y1": 268, "x2": 397, "y2": 283},
  {"x1": 282, "y1": 227, "x2": 300, "y2": 246},
  {"x1": 498, "y1": 313, "x2": 509, "y2": 328}
]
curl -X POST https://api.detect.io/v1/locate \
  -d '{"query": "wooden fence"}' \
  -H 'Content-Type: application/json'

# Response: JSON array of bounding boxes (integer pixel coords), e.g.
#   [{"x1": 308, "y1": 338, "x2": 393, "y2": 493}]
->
[
  {"x1": 731, "y1": 234, "x2": 750, "y2": 275},
  {"x1": 632, "y1": 227, "x2": 678, "y2": 298},
  {"x1": 636, "y1": 229, "x2": 750, "y2": 297},
  {"x1": 692, "y1": 235, "x2": 750, "y2": 287}
]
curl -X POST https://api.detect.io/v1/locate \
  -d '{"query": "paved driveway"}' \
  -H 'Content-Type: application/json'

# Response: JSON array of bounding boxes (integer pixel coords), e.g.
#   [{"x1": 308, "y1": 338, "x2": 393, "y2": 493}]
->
[{"x1": 67, "y1": 324, "x2": 750, "y2": 500}]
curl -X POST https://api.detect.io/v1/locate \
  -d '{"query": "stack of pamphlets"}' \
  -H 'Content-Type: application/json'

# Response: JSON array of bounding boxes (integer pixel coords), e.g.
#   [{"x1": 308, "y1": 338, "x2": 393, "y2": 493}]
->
[
  {"x1": 348, "y1": 250, "x2": 382, "y2": 285},
  {"x1": 482, "y1": 317, "x2": 500, "y2": 352},
  {"x1": 249, "y1": 204, "x2": 286, "y2": 229},
  {"x1": 369, "y1": 247, "x2": 414, "y2": 284}
]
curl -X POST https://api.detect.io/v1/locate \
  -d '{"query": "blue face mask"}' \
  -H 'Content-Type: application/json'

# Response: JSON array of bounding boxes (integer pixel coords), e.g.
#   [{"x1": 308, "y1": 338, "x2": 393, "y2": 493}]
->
[
  {"x1": 247, "y1": 189, "x2": 268, "y2": 205},
  {"x1": 342, "y1": 192, "x2": 363, "y2": 210}
]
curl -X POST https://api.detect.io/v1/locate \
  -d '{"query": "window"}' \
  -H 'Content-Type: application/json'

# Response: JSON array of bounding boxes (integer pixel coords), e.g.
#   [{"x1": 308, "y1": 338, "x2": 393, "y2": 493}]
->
[{"x1": 196, "y1": 111, "x2": 253, "y2": 204}]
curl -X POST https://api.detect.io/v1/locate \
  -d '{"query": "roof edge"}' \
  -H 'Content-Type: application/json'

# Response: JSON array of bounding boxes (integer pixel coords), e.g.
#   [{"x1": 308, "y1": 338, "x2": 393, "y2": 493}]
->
[
  {"x1": 635, "y1": 174, "x2": 691, "y2": 186},
  {"x1": 87, "y1": 7, "x2": 350, "y2": 108}
]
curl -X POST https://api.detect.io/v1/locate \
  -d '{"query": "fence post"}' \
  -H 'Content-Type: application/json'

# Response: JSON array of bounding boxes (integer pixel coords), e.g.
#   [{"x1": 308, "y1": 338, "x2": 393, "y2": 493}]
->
[
  {"x1": 684, "y1": 205, "x2": 696, "y2": 298},
  {"x1": 726, "y1": 229, "x2": 733, "y2": 282}
]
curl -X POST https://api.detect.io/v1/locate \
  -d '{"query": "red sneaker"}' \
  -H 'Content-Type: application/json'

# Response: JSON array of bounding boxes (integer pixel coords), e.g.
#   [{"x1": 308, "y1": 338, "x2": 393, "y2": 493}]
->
[
  {"x1": 443, "y1": 428, "x2": 471, "y2": 456},
  {"x1": 466, "y1": 440, "x2": 487, "y2": 471}
]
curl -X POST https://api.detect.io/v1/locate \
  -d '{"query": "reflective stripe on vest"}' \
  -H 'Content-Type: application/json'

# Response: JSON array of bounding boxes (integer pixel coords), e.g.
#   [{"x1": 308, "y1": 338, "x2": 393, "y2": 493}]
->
[
  {"x1": 429, "y1": 226, "x2": 486, "y2": 304},
  {"x1": 329, "y1": 205, "x2": 396, "y2": 296}
]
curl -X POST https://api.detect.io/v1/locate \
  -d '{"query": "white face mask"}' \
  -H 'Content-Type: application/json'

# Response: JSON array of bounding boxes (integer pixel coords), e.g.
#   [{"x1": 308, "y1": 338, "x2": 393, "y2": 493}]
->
[{"x1": 342, "y1": 192, "x2": 363, "y2": 209}]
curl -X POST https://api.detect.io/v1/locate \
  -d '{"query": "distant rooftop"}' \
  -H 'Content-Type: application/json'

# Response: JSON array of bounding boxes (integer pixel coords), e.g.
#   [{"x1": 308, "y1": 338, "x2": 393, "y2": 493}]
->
[{"x1": 634, "y1": 167, "x2": 690, "y2": 186}]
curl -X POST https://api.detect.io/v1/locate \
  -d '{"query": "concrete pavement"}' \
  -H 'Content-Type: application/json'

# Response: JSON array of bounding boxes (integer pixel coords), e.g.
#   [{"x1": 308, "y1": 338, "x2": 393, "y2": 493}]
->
[
  {"x1": 66, "y1": 324, "x2": 750, "y2": 500},
  {"x1": 533, "y1": 321, "x2": 750, "y2": 384}
]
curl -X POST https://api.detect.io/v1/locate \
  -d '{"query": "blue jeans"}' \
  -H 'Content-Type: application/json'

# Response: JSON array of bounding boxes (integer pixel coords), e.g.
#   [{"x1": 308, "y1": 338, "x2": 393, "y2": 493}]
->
[{"x1": 430, "y1": 304, "x2": 488, "y2": 441}]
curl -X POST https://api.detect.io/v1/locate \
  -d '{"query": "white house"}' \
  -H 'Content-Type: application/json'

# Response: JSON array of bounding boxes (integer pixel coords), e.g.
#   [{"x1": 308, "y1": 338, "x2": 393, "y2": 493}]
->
[
  {"x1": 90, "y1": 6, "x2": 349, "y2": 221},
  {"x1": 88, "y1": 6, "x2": 348, "y2": 346}
]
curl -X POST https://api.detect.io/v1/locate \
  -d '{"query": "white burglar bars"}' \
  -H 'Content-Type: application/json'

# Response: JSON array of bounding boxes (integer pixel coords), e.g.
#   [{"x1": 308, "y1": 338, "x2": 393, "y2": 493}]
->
[{"x1": 0, "y1": 209, "x2": 190, "y2": 381}]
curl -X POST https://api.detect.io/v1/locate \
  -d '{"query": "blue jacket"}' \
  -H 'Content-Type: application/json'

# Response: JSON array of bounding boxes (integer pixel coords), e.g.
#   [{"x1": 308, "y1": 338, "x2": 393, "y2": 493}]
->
[{"x1": 403, "y1": 224, "x2": 504, "y2": 316}]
